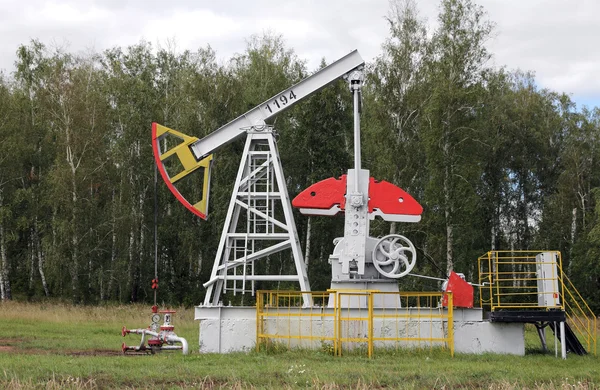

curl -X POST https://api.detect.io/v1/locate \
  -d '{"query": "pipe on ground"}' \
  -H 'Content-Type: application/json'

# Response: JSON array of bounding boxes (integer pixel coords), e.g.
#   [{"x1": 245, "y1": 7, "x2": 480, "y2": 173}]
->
[{"x1": 123, "y1": 328, "x2": 189, "y2": 355}]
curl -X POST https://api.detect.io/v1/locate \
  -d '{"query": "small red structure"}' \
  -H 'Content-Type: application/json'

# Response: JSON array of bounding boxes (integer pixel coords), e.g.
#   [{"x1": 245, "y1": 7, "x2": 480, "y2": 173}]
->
[{"x1": 442, "y1": 271, "x2": 474, "y2": 308}]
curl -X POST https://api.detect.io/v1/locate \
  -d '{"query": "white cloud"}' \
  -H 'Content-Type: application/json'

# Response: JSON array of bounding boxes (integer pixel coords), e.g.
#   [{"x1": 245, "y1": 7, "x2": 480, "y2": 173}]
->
[
  {"x1": 483, "y1": 0, "x2": 600, "y2": 104},
  {"x1": 0, "y1": 0, "x2": 598, "y2": 107},
  {"x1": 141, "y1": 9, "x2": 241, "y2": 49},
  {"x1": 34, "y1": 1, "x2": 110, "y2": 24}
]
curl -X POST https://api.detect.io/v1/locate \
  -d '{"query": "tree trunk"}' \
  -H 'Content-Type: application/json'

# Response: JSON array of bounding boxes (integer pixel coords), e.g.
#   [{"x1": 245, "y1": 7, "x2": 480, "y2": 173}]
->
[
  {"x1": 37, "y1": 244, "x2": 49, "y2": 296},
  {"x1": 0, "y1": 228, "x2": 4, "y2": 300},
  {"x1": 519, "y1": 172, "x2": 530, "y2": 248},
  {"x1": 137, "y1": 185, "x2": 147, "y2": 301},
  {"x1": 88, "y1": 226, "x2": 93, "y2": 294},
  {"x1": 99, "y1": 266, "x2": 104, "y2": 301},
  {"x1": 0, "y1": 189, "x2": 11, "y2": 300},
  {"x1": 127, "y1": 160, "x2": 137, "y2": 302},
  {"x1": 511, "y1": 239, "x2": 517, "y2": 288},
  {"x1": 138, "y1": 210, "x2": 145, "y2": 300},
  {"x1": 444, "y1": 157, "x2": 453, "y2": 275},
  {"x1": 34, "y1": 219, "x2": 49, "y2": 296},
  {"x1": 579, "y1": 192, "x2": 586, "y2": 231},
  {"x1": 196, "y1": 251, "x2": 203, "y2": 288},
  {"x1": 569, "y1": 207, "x2": 577, "y2": 274},
  {"x1": 71, "y1": 173, "x2": 80, "y2": 303},
  {"x1": 29, "y1": 233, "x2": 35, "y2": 290},
  {"x1": 52, "y1": 206, "x2": 57, "y2": 249},
  {"x1": 304, "y1": 217, "x2": 312, "y2": 266},
  {"x1": 63, "y1": 94, "x2": 80, "y2": 302},
  {"x1": 106, "y1": 189, "x2": 120, "y2": 299},
  {"x1": 128, "y1": 225, "x2": 136, "y2": 302},
  {"x1": 446, "y1": 223, "x2": 453, "y2": 275}
]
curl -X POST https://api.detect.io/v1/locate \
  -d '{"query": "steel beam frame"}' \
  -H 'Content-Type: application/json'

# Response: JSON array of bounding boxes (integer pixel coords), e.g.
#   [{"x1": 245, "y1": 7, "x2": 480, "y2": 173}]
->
[{"x1": 203, "y1": 127, "x2": 310, "y2": 306}]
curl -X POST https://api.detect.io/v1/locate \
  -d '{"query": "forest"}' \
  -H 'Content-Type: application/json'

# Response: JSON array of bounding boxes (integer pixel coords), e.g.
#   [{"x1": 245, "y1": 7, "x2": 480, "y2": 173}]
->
[{"x1": 0, "y1": 0, "x2": 599, "y2": 311}]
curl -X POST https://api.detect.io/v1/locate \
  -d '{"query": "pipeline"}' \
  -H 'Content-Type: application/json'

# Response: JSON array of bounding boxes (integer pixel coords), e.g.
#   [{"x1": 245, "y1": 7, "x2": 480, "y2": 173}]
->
[
  {"x1": 122, "y1": 309, "x2": 189, "y2": 355},
  {"x1": 122, "y1": 328, "x2": 189, "y2": 355},
  {"x1": 168, "y1": 335, "x2": 189, "y2": 355}
]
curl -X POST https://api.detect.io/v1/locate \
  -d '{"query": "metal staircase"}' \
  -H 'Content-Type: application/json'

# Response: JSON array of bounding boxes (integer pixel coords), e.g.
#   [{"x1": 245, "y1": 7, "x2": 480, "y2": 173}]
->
[
  {"x1": 548, "y1": 321, "x2": 587, "y2": 355},
  {"x1": 478, "y1": 250, "x2": 597, "y2": 357},
  {"x1": 558, "y1": 271, "x2": 597, "y2": 355}
]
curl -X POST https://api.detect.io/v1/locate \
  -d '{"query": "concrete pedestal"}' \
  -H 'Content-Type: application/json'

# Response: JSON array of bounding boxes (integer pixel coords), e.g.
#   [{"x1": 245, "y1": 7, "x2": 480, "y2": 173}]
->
[{"x1": 195, "y1": 306, "x2": 524, "y2": 355}]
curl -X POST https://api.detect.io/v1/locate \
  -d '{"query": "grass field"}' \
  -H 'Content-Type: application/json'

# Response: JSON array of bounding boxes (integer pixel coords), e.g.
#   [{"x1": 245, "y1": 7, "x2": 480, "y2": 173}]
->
[{"x1": 0, "y1": 301, "x2": 598, "y2": 389}]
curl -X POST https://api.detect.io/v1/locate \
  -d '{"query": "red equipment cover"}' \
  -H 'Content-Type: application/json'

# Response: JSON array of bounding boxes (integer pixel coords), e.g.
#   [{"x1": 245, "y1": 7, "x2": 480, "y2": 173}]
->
[{"x1": 442, "y1": 271, "x2": 474, "y2": 308}]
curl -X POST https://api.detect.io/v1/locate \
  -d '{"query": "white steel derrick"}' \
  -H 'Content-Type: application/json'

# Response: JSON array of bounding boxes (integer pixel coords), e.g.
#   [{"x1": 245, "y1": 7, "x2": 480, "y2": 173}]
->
[
  {"x1": 198, "y1": 50, "x2": 365, "y2": 307},
  {"x1": 203, "y1": 128, "x2": 310, "y2": 306}
]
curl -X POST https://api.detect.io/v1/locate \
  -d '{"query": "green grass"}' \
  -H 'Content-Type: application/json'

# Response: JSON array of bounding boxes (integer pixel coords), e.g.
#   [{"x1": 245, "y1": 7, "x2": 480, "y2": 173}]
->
[{"x1": 0, "y1": 301, "x2": 598, "y2": 389}]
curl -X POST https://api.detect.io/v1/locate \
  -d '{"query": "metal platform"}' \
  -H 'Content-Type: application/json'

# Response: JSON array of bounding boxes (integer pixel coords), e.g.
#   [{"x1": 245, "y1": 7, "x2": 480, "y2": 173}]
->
[
  {"x1": 489, "y1": 309, "x2": 587, "y2": 356},
  {"x1": 489, "y1": 310, "x2": 566, "y2": 323}
]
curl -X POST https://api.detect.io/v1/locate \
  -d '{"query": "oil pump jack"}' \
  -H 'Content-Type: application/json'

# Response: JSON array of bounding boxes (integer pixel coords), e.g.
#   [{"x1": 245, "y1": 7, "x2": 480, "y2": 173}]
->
[
  {"x1": 147, "y1": 48, "x2": 589, "y2": 360},
  {"x1": 152, "y1": 50, "x2": 423, "y2": 308}
]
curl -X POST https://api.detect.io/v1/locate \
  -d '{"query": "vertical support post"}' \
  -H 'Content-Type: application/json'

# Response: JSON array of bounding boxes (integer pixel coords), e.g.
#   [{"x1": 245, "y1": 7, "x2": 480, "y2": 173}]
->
[
  {"x1": 477, "y1": 256, "x2": 482, "y2": 308},
  {"x1": 217, "y1": 306, "x2": 222, "y2": 353},
  {"x1": 488, "y1": 252, "x2": 493, "y2": 310},
  {"x1": 338, "y1": 68, "x2": 369, "y2": 278},
  {"x1": 494, "y1": 252, "x2": 501, "y2": 310},
  {"x1": 554, "y1": 321, "x2": 558, "y2": 358},
  {"x1": 448, "y1": 292, "x2": 454, "y2": 357},
  {"x1": 558, "y1": 252, "x2": 565, "y2": 309},
  {"x1": 368, "y1": 292, "x2": 374, "y2": 358},
  {"x1": 560, "y1": 321, "x2": 567, "y2": 359},
  {"x1": 337, "y1": 292, "x2": 342, "y2": 356},
  {"x1": 256, "y1": 291, "x2": 261, "y2": 352},
  {"x1": 333, "y1": 290, "x2": 338, "y2": 356},
  {"x1": 351, "y1": 73, "x2": 362, "y2": 193}
]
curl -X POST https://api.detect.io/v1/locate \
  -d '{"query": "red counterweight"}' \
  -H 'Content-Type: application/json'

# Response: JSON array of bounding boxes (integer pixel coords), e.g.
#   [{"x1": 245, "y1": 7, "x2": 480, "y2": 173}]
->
[
  {"x1": 292, "y1": 175, "x2": 423, "y2": 222},
  {"x1": 292, "y1": 176, "x2": 347, "y2": 212}
]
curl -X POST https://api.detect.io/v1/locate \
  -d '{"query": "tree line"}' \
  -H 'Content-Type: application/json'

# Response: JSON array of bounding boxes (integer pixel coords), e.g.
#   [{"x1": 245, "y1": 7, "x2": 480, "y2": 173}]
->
[{"x1": 1, "y1": 0, "x2": 599, "y2": 311}]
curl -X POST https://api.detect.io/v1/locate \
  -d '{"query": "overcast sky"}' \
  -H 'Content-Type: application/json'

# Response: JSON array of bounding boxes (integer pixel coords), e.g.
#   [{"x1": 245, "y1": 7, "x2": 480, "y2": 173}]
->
[{"x1": 1, "y1": 0, "x2": 598, "y2": 109}]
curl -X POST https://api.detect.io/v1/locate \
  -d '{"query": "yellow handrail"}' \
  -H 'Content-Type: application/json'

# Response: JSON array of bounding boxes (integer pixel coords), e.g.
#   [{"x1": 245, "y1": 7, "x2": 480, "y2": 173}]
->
[
  {"x1": 477, "y1": 250, "x2": 596, "y2": 355},
  {"x1": 256, "y1": 290, "x2": 454, "y2": 357},
  {"x1": 559, "y1": 271, "x2": 597, "y2": 354}
]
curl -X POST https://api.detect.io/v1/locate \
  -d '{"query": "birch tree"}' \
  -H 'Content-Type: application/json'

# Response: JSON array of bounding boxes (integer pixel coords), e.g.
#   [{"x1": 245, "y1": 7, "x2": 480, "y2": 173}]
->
[{"x1": 421, "y1": 0, "x2": 493, "y2": 274}]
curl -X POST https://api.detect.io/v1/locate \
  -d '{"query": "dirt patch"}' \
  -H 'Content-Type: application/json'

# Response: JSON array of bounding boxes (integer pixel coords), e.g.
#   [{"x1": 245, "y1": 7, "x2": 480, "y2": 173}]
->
[
  {"x1": 0, "y1": 338, "x2": 25, "y2": 345},
  {"x1": 68, "y1": 349, "x2": 125, "y2": 356},
  {"x1": 0, "y1": 338, "x2": 24, "y2": 353},
  {"x1": 0, "y1": 341, "x2": 136, "y2": 356}
]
